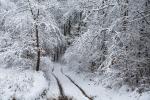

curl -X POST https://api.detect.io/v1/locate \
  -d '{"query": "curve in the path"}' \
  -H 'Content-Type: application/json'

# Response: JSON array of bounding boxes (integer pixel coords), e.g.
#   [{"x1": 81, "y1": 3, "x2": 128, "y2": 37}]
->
[
  {"x1": 61, "y1": 68, "x2": 94, "y2": 100},
  {"x1": 52, "y1": 73, "x2": 65, "y2": 97}
]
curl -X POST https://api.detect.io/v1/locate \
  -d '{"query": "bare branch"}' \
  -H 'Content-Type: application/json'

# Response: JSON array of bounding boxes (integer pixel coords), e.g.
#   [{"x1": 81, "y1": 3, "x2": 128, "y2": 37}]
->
[
  {"x1": 137, "y1": 10, "x2": 150, "y2": 25},
  {"x1": 27, "y1": 0, "x2": 35, "y2": 19}
]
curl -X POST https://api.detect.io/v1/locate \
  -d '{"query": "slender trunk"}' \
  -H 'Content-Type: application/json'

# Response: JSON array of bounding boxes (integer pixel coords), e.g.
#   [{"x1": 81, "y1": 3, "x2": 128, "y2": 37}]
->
[
  {"x1": 35, "y1": 24, "x2": 40, "y2": 71},
  {"x1": 64, "y1": 24, "x2": 66, "y2": 36},
  {"x1": 68, "y1": 19, "x2": 71, "y2": 35},
  {"x1": 28, "y1": 0, "x2": 41, "y2": 71},
  {"x1": 35, "y1": 8, "x2": 40, "y2": 71}
]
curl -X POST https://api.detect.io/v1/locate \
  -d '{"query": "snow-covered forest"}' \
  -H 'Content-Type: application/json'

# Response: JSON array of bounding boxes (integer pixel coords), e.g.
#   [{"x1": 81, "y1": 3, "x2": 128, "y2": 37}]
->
[{"x1": 0, "y1": 0, "x2": 150, "y2": 100}]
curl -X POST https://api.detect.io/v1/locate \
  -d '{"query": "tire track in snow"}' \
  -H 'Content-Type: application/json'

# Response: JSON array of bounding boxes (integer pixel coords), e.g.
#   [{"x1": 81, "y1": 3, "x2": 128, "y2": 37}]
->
[
  {"x1": 52, "y1": 73, "x2": 65, "y2": 97},
  {"x1": 51, "y1": 67, "x2": 71, "y2": 100},
  {"x1": 61, "y1": 68, "x2": 94, "y2": 100}
]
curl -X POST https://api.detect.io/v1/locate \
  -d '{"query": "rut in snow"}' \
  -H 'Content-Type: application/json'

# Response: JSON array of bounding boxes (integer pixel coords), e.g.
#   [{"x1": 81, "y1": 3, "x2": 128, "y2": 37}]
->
[
  {"x1": 52, "y1": 73, "x2": 65, "y2": 97},
  {"x1": 61, "y1": 68, "x2": 94, "y2": 100},
  {"x1": 52, "y1": 73, "x2": 72, "y2": 100}
]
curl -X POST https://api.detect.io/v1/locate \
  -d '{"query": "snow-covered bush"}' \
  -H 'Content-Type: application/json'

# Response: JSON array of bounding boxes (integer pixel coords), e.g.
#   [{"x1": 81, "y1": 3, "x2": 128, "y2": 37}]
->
[{"x1": 0, "y1": 68, "x2": 48, "y2": 100}]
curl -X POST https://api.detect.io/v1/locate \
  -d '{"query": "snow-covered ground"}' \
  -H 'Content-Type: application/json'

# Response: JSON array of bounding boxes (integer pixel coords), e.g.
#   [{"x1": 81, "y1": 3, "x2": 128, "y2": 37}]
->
[
  {"x1": 0, "y1": 68, "x2": 48, "y2": 100},
  {"x1": 0, "y1": 59, "x2": 150, "y2": 100},
  {"x1": 46, "y1": 63, "x2": 88, "y2": 100},
  {"x1": 63, "y1": 65, "x2": 150, "y2": 100},
  {"x1": 46, "y1": 62, "x2": 150, "y2": 100}
]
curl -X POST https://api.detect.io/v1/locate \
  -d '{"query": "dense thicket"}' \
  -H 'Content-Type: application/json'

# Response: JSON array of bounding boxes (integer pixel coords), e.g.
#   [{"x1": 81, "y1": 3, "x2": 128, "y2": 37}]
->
[{"x1": 62, "y1": 0, "x2": 150, "y2": 91}]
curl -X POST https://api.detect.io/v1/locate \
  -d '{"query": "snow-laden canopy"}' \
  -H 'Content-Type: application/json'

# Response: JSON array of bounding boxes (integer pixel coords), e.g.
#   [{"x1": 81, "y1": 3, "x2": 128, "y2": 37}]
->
[{"x1": 0, "y1": 0, "x2": 65, "y2": 69}]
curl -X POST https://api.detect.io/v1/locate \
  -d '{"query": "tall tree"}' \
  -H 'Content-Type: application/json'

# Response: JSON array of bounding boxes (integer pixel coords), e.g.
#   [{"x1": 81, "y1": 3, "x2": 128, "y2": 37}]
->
[{"x1": 27, "y1": 0, "x2": 40, "y2": 71}]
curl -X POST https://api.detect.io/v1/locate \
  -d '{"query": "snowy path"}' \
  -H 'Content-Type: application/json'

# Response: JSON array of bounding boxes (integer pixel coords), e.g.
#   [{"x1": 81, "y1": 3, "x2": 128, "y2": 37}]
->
[
  {"x1": 61, "y1": 69, "x2": 94, "y2": 100},
  {"x1": 47, "y1": 63, "x2": 93, "y2": 100},
  {"x1": 51, "y1": 73, "x2": 65, "y2": 97},
  {"x1": 45, "y1": 62, "x2": 150, "y2": 100}
]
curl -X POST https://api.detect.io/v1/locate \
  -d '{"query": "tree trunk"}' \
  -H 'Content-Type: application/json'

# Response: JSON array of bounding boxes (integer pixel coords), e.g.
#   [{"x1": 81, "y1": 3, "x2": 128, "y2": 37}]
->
[
  {"x1": 35, "y1": 24, "x2": 40, "y2": 71},
  {"x1": 28, "y1": 0, "x2": 41, "y2": 71}
]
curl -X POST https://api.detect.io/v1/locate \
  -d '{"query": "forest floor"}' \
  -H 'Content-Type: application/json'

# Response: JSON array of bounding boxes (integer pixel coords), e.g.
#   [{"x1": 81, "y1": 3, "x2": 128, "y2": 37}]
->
[{"x1": 45, "y1": 61, "x2": 150, "y2": 100}]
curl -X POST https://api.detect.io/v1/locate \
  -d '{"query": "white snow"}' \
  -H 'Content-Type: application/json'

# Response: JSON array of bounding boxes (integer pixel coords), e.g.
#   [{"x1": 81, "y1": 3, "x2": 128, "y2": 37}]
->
[
  {"x1": 45, "y1": 62, "x2": 88, "y2": 100},
  {"x1": 0, "y1": 0, "x2": 150, "y2": 100},
  {"x1": 0, "y1": 68, "x2": 48, "y2": 100},
  {"x1": 60, "y1": 63, "x2": 150, "y2": 100},
  {"x1": 0, "y1": 57, "x2": 149, "y2": 100}
]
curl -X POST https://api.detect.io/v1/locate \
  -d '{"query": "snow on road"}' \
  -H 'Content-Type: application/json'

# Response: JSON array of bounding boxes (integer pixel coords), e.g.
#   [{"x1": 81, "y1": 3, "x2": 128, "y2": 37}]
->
[
  {"x1": 0, "y1": 59, "x2": 149, "y2": 100},
  {"x1": 47, "y1": 63, "x2": 89, "y2": 100},
  {"x1": 45, "y1": 62, "x2": 150, "y2": 100}
]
